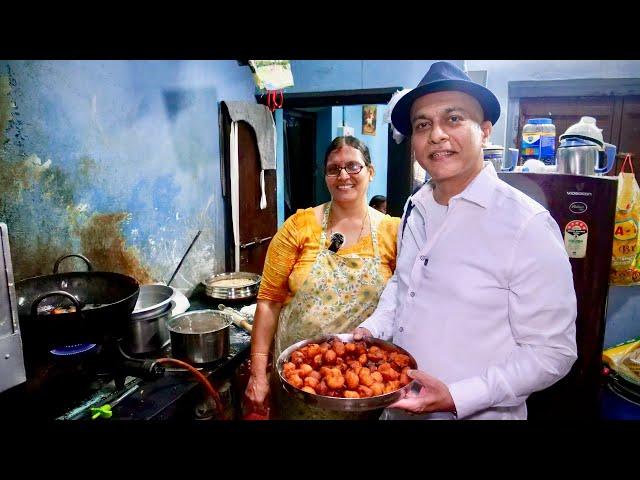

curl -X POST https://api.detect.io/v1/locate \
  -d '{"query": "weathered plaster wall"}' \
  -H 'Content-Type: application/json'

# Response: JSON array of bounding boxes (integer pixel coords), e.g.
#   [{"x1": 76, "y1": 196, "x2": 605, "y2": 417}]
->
[{"x1": 0, "y1": 60, "x2": 255, "y2": 294}]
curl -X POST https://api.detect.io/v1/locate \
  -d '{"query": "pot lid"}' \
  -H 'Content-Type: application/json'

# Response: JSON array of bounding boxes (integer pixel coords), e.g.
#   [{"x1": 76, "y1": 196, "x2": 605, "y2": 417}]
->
[{"x1": 560, "y1": 116, "x2": 604, "y2": 145}]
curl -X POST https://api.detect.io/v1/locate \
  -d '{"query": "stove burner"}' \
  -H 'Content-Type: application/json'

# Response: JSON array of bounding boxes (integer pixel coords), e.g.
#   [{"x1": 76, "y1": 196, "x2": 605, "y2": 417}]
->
[{"x1": 50, "y1": 343, "x2": 98, "y2": 356}]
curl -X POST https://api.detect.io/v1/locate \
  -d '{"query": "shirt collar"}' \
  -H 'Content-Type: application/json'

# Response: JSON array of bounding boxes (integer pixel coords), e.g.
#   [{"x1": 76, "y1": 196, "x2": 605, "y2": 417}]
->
[{"x1": 420, "y1": 161, "x2": 498, "y2": 209}]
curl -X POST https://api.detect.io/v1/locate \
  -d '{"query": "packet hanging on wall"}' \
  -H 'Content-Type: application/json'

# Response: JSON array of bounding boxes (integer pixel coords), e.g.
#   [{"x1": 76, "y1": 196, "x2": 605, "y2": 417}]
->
[
  {"x1": 248, "y1": 60, "x2": 294, "y2": 91},
  {"x1": 610, "y1": 154, "x2": 640, "y2": 285}
]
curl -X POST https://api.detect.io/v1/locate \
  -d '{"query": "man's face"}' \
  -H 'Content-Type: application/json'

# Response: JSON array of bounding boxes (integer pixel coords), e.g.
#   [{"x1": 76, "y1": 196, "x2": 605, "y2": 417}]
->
[{"x1": 409, "y1": 90, "x2": 492, "y2": 186}]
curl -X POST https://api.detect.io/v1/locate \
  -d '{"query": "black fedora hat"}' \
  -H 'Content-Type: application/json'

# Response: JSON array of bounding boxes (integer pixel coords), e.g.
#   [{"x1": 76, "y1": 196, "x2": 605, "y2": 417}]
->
[{"x1": 391, "y1": 61, "x2": 501, "y2": 136}]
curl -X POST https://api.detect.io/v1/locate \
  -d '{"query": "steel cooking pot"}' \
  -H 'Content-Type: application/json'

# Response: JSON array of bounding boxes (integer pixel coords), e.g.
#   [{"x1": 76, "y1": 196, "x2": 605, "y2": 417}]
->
[
  {"x1": 202, "y1": 272, "x2": 260, "y2": 301},
  {"x1": 166, "y1": 310, "x2": 232, "y2": 364},
  {"x1": 276, "y1": 333, "x2": 418, "y2": 412},
  {"x1": 125, "y1": 284, "x2": 175, "y2": 354}
]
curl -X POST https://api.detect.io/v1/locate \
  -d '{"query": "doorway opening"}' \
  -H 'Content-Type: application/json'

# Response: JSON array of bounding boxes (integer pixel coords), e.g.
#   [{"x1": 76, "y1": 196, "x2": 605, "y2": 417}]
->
[{"x1": 257, "y1": 88, "x2": 414, "y2": 219}]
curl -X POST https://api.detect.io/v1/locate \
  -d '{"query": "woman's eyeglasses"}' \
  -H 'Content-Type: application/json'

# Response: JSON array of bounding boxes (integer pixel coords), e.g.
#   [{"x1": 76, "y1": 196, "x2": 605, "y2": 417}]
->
[{"x1": 325, "y1": 162, "x2": 365, "y2": 177}]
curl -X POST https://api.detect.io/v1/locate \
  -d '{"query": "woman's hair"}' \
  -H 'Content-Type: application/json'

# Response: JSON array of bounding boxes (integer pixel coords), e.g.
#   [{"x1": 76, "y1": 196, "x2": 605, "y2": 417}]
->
[
  {"x1": 369, "y1": 195, "x2": 386, "y2": 208},
  {"x1": 323, "y1": 136, "x2": 372, "y2": 167}
]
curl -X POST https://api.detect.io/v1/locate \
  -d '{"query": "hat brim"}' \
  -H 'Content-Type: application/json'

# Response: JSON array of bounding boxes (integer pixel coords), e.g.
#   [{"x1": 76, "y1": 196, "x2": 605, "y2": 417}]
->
[{"x1": 391, "y1": 79, "x2": 501, "y2": 136}]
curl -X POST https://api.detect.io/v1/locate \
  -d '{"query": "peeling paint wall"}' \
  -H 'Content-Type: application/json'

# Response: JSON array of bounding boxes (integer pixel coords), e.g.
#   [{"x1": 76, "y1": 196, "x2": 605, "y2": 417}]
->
[{"x1": 0, "y1": 60, "x2": 256, "y2": 294}]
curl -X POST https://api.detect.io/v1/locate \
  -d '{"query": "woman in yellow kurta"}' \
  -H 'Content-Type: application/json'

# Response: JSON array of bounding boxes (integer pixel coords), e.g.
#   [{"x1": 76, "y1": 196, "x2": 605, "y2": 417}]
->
[{"x1": 245, "y1": 136, "x2": 400, "y2": 419}]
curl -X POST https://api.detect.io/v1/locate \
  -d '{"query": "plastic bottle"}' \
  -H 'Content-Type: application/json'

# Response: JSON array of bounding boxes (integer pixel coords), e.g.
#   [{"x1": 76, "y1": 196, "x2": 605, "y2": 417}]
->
[{"x1": 521, "y1": 118, "x2": 556, "y2": 165}]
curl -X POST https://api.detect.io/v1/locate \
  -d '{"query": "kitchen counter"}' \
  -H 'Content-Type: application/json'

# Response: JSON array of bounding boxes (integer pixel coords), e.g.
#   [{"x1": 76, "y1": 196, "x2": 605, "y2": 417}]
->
[{"x1": 58, "y1": 286, "x2": 254, "y2": 421}]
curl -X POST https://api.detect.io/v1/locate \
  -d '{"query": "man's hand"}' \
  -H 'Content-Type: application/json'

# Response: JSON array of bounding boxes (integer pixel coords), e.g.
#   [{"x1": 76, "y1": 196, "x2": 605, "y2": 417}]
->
[
  {"x1": 389, "y1": 370, "x2": 457, "y2": 416},
  {"x1": 352, "y1": 327, "x2": 373, "y2": 341}
]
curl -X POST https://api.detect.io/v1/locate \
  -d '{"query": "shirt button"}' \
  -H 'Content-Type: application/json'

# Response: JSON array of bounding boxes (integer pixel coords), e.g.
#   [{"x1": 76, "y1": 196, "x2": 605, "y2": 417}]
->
[
  {"x1": 399, "y1": 327, "x2": 404, "y2": 332},
  {"x1": 419, "y1": 255, "x2": 425, "y2": 261},
  {"x1": 410, "y1": 291, "x2": 415, "y2": 297}
]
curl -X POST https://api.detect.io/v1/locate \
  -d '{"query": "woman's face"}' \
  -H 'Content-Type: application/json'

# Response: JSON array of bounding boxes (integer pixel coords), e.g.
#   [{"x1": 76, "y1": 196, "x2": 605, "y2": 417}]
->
[{"x1": 325, "y1": 146, "x2": 373, "y2": 205}]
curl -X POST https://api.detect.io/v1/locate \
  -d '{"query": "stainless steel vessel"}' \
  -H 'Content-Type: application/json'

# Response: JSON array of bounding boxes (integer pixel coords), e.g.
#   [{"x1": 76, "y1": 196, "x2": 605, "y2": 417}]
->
[
  {"x1": 276, "y1": 333, "x2": 418, "y2": 412},
  {"x1": 166, "y1": 310, "x2": 231, "y2": 364},
  {"x1": 202, "y1": 272, "x2": 261, "y2": 301}
]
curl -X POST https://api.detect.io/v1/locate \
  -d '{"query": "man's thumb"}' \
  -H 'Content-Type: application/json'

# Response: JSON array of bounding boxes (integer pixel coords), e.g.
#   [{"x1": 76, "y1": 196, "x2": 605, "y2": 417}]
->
[{"x1": 406, "y1": 369, "x2": 432, "y2": 385}]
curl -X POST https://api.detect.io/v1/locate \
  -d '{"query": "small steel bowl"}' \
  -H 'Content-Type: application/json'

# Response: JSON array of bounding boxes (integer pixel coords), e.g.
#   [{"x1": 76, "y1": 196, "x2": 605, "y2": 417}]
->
[
  {"x1": 276, "y1": 333, "x2": 418, "y2": 412},
  {"x1": 202, "y1": 272, "x2": 261, "y2": 300}
]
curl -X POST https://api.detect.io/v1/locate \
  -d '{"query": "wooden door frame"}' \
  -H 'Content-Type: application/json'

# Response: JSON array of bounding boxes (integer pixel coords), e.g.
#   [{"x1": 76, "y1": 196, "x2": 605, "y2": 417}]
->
[{"x1": 506, "y1": 78, "x2": 640, "y2": 150}]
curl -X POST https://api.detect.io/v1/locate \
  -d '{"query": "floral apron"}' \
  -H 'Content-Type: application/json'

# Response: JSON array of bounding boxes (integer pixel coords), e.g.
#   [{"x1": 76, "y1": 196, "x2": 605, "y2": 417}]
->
[{"x1": 272, "y1": 203, "x2": 387, "y2": 419}]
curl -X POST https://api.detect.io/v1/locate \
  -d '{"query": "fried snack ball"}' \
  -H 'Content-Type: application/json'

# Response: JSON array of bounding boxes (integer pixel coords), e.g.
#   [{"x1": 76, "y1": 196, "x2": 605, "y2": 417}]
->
[
  {"x1": 358, "y1": 367, "x2": 374, "y2": 387},
  {"x1": 302, "y1": 386, "x2": 316, "y2": 394},
  {"x1": 357, "y1": 385, "x2": 373, "y2": 398},
  {"x1": 383, "y1": 380, "x2": 401, "y2": 393},
  {"x1": 378, "y1": 363, "x2": 400, "y2": 381},
  {"x1": 347, "y1": 361, "x2": 362, "y2": 375},
  {"x1": 317, "y1": 380, "x2": 328, "y2": 396},
  {"x1": 291, "y1": 351, "x2": 305, "y2": 366},
  {"x1": 283, "y1": 362, "x2": 296, "y2": 374},
  {"x1": 319, "y1": 366, "x2": 331, "y2": 378},
  {"x1": 358, "y1": 354, "x2": 368, "y2": 366},
  {"x1": 323, "y1": 349, "x2": 337, "y2": 365},
  {"x1": 399, "y1": 372, "x2": 411, "y2": 386},
  {"x1": 300, "y1": 346, "x2": 310, "y2": 358},
  {"x1": 333, "y1": 340, "x2": 346, "y2": 357},
  {"x1": 306, "y1": 343, "x2": 321, "y2": 358},
  {"x1": 345, "y1": 342, "x2": 357, "y2": 353},
  {"x1": 326, "y1": 368, "x2": 345, "y2": 390},
  {"x1": 371, "y1": 371, "x2": 383, "y2": 383},
  {"x1": 393, "y1": 353, "x2": 411, "y2": 369},
  {"x1": 355, "y1": 342, "x2": 367, "y2": 356},
  {"x1": 304, "y1": 376, "x2": 320, "y2": 389},
  {"x1": 308, "y1": 370, "x2": 322, "y2": 381},
  {"x1": 299, "y1": 364, "x2": 313, "y2": 378},
  {"x1": 345, "y1": 370, "x2": 360, "y2": 390},
  {"x1": 288, "y1": 374, "x2": 303, "y2": 389},
  {"x1": 370, "y1": 382, "x2": 385, "y2": 396},
  {"x1": 367, "y1": 346, "x2": 385, "y2": 362},
  {"x1": 343, "y1": 390, "x2": 360, "y2": 399},
  {"x1": 319, "y1": 342, "x2": 330, "y2": 354},
  {"x1": 312, "y1": 354, "x2": 323, "y2": 369}
]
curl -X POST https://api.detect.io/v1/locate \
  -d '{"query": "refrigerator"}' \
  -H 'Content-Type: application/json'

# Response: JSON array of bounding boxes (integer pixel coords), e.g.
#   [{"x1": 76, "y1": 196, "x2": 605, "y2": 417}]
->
[{"x1": 498, "y1": 172, "x2": 618, "y2": 420}]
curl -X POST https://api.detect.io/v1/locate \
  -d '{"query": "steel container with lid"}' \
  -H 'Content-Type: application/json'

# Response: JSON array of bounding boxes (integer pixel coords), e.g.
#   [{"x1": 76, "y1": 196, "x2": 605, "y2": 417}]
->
[{"x1": 202, "y1": 272, "x2": 261, "y2": 301}]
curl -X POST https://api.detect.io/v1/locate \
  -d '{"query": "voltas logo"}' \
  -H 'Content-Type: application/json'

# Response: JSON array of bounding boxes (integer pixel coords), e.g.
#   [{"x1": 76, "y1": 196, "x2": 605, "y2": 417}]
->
[
  {"x1": 567, "y1": 191, "x2": 592, "y2": 196},
  {"x1": 569, "y1": 202, "x2": 588, "y2": 214}
]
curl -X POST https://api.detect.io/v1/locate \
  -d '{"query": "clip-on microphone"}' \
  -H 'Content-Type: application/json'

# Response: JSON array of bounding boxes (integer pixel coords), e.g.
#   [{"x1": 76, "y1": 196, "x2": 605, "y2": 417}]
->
[{"x1": 328, "y1": 232, "x2": 345, "y2": 253}]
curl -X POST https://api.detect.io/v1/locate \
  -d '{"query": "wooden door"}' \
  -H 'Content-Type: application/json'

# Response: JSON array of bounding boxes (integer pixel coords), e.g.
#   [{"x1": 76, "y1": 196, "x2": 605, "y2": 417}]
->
[{"x1": 220, "y1": 102, "x2": 277, "y2": 275}]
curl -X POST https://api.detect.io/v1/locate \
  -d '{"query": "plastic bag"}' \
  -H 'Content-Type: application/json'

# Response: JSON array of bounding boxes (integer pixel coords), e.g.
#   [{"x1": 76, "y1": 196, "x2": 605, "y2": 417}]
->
[
  {"x1": 610, "y1": 154, "x2": 640, "y2": 285},
  {"x1": 603, "y1": 337, "x2": 640, "y2": 383}
]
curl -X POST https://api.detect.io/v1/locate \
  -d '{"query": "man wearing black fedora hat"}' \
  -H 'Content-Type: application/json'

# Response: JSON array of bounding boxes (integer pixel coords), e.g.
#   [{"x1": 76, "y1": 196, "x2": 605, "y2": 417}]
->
[{"x1": 354, "y1": 61, "x2": 577, "y2": 420}]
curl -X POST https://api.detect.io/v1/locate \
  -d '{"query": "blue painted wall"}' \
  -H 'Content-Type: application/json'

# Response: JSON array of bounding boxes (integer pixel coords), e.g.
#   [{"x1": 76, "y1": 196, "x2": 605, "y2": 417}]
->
[
  {"x1": 288, "y1": 60, "x2": 464, "y2": 92},
  {"x1": 0, "y1": 60, "x2": 256, "y2": 293},
  {"x1": 342, "y1": 104, "x2": 388, "y2": 203}
]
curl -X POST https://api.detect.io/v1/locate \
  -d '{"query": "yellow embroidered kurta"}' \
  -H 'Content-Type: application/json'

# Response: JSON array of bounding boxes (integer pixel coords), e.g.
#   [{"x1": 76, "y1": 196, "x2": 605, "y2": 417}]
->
[{"x1": 258, "y1": 207, "x2": 400, "y2": 305}]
